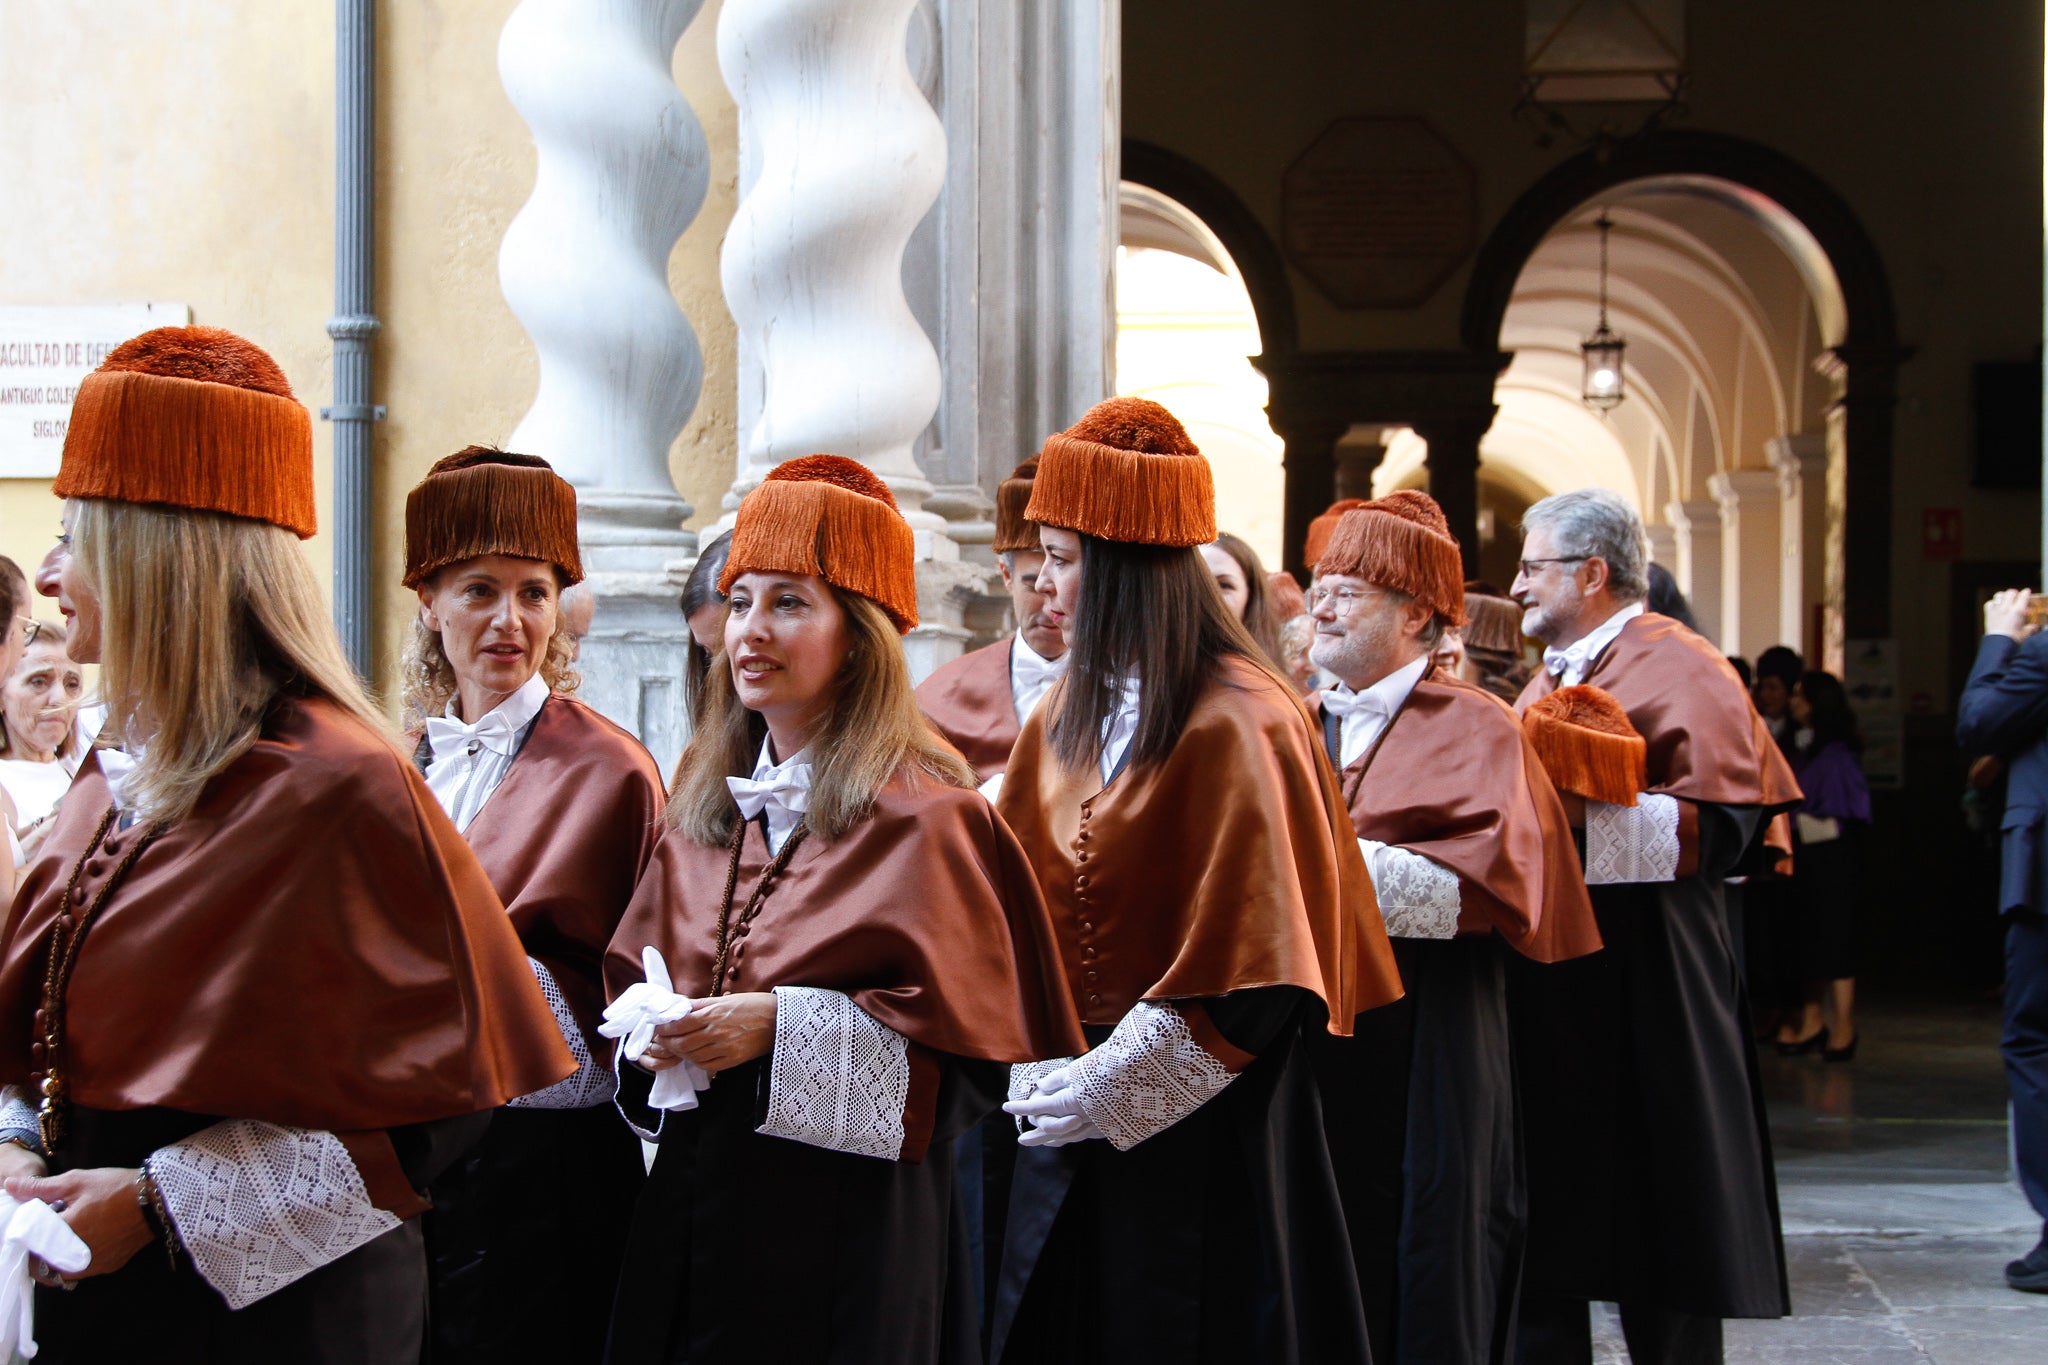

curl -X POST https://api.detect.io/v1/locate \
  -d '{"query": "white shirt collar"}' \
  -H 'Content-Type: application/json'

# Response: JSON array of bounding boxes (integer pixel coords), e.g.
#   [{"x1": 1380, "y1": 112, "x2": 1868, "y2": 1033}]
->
[
  {"x1": 1322, "y1": 653, "x2": 1429, "y2": 770},
  {"x1": 447, "y1": 669, "x2": 551, "y2": 734},
  {"x1": 423, "y1": 671, "x2": 552, "y2": 834},
  {"x1": 1543, "y1": 602, "x2": 1645, "y2": 687},
  {"x1": 1009, "y1": 631, "x2": 1068, "y2": 727}
]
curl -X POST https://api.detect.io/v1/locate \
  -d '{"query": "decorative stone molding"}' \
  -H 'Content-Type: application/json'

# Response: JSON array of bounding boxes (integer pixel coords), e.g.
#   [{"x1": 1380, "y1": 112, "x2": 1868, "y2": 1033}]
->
[
  {"x1": 1709, "y1": 468, "x2": 1785, "y2": 660},
  {"x1": 498, "y1": 0, "x2": 709, "y2": 773},
  {"x1": 1665, "y1": 497, "x2": 1723, "y2": 647},
  {"x1": 1766, "y1": 433, "x2": 1827, "y2": 655}
]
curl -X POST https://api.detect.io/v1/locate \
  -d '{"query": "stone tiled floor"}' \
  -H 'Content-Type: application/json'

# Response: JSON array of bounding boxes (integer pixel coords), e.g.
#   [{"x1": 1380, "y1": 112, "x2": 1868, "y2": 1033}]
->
[{"x1": 1588, "y1": 997, "x2": 2048, "y2": 1362}]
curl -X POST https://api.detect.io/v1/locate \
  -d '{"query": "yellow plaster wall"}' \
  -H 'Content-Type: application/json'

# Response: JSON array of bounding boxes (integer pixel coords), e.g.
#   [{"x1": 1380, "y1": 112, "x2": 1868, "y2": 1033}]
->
[{"x1": 0, "y1": 0, "x2": 740, "y2": 698}]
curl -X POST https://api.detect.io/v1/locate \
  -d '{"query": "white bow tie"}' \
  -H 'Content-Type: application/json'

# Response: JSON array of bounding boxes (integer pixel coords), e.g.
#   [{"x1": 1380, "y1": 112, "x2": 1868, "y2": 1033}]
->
[
  {"x1": 1543, "y1": 640, "x2": 1594, "y2": 679},
  {"x1": 426, "y1": 707, "x2": 522, "y2": 763},
  {"x1": 1320, "y1": 687, "x2": 1393, "y2": 722},
  {"x1": 1013, "y1": 647, "x2": 1067, "y2": 692},
  {"x1": 726, "y1": 765, "x2": 813, "y2": 824}
]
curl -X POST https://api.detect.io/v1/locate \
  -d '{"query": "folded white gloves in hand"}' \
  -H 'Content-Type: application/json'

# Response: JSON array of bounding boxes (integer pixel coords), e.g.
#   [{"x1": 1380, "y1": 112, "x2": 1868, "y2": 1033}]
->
[
  {"x1": 1002, "y1": 1064, "x2": 1106, "y2": 1148},
  {"x1": 0, "y1": 1194, "x2": 90, "y2": 1359},
  {"x1": 598, "y1": 946, "x2": 711, "y2": 1112}
]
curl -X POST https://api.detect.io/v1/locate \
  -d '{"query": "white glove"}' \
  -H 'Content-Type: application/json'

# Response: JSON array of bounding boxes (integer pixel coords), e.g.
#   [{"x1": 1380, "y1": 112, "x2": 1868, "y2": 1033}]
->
[
  {"x1": 1002, "y1": 1064, "x2": 1106, "y2": 1148},
  {"x1": 0, "y1": 1195, "x2": 89, "y2": 1359},
  {"x1": 598, "y1": 946, "x2": 711, "y2": 1112}
]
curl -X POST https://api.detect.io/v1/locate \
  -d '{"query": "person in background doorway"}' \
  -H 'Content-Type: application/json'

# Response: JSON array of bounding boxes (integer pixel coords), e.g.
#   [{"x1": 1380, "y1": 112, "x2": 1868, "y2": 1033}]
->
[
  {"x1": 559, "y1": 580, "x2": 596, "y2": 663},
  {"x1": 1753, "y1": 646, "x2": 1804, "y2": 748},
  {"x1": 918, "y1": 458, "x2": 1067, "y2": 785},
  {"x1": 680, "y1": 529, "x2": 732, "y2": 728},
  {"x1": 1645, "y1": 561, "x2": 1699, "y2": 633},
  {"x1": 1954, "y1": 587, "x2": 2048, "y2": 1293},
  {"x1": 1199, "y1": 531, "x2": 1288, "y2": 673},
  {"x1": 1773, "y1": 669, "x2": 1870, "y2": 1062},
  {"x1": 0, "y1": 620, "x2": 85, "y2": 859},
  {"x1": 1508, "y1": 488, "x2": 1801, "y2": 1364}
]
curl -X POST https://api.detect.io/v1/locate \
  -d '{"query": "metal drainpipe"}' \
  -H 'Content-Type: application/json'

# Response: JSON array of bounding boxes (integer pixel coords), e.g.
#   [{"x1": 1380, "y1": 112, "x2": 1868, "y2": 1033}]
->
[{"x1": 322, "y1": 0, "x2": 383, "y2": 678}]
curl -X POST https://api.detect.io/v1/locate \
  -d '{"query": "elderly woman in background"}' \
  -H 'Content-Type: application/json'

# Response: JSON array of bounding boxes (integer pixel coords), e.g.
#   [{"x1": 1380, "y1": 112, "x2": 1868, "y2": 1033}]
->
[
  {"x1": 0, "y1": 621, "x2": 85, "y2": 848},
  {"x1": 0, "y1": 326, "x2": 569, "y2": 1360},
  {"x1": 680, "y1": 530, "x2": 732, "y2": 728}
]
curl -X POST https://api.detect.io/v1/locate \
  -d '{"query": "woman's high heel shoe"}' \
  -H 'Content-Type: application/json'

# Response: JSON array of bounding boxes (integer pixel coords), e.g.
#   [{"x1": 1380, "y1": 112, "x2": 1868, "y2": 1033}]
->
[
  {"x1": 1774, "y1": 1029, "x2": 1827, "y2": 1057},
  {"x1": 1822, "y1": 1032, "x2": 1859, "y2": 1062}
]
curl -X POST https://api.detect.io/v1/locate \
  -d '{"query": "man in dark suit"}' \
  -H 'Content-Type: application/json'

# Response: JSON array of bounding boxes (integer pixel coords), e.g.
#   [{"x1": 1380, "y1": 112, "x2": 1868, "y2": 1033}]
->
[{"x1": 1956, "y1": 586, "x2": 2048, "y2": 1293}]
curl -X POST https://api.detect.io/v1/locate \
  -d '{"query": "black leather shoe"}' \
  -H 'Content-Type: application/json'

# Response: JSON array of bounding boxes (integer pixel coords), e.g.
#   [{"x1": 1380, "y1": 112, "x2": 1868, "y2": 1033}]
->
[
  {"x1": 1775, "y1": 1029, "x2": 1826, "y2": 1057},
  {"x1": 2005, "y1": 1232, "x2": 2048, "y2": 1293},
  {"x1": 1822, "y1": 1032, "x2": 1858, "y2": 1062}
]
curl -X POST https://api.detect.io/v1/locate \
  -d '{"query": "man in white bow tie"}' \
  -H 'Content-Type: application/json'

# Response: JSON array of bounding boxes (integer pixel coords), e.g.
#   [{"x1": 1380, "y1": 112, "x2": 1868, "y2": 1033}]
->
[
  {"x1": 1507, "y1": 488, "x2": 1802, "y2": 1365},
  {"x1": 917, "y1": 457, "x2": 1069, "y2": 784},
  {"x1": 1305, "y1": 491, "x2": 1598, "y2": 1365}
]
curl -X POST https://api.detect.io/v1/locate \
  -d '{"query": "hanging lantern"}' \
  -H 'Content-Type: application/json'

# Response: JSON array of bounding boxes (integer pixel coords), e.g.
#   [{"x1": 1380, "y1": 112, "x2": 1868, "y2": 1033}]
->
[{"x1": 1581, "y1": 213, "x2": 1627, "y2": 412}]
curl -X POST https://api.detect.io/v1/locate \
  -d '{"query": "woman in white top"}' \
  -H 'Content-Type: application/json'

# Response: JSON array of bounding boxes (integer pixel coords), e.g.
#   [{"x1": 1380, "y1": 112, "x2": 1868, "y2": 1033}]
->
[{"x1": 0, "y1": 623, "x2": 85, "y2": 850}]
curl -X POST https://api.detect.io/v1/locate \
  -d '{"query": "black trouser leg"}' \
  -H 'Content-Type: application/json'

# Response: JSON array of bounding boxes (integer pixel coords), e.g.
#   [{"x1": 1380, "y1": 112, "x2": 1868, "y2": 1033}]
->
[
  {"x1": 1617, "y1": 1302, "x2": 1722, "y2": 1365},
  {"x1": 2005, "y1": 910, "x2": 2048, "y2": 1225},
  {"x1": 1510, "y1": 1294, "x2": 1591, "y2": 1365}
]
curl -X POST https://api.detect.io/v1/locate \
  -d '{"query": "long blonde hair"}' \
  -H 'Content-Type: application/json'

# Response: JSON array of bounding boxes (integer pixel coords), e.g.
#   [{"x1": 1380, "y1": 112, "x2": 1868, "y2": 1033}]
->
[
  {"x1": 398, "y1": 580, "x2": 579, "y2": 729},
  {"x1": 76, "y1": 497, "x2": 392, "y2": 824},
  {"x1": 668, "y1": 589, "x2": 973, "y2": 844}
]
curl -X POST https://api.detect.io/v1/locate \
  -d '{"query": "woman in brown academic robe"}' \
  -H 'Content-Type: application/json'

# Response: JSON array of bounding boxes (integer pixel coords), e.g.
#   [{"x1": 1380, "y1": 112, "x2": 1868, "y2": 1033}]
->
[
  {"x1": 399, "y1": 448, "x2": 664, "y2": 1364},
  {"x1": 0, "y1": 327, "x2": 570, "y2": 1364},
  {"x1": 989, "y1": 398, "x2": 1404, "y2": 1365},
  {"x1": 602, "y1": 455, "x2": 1083, "y2": 1365}
]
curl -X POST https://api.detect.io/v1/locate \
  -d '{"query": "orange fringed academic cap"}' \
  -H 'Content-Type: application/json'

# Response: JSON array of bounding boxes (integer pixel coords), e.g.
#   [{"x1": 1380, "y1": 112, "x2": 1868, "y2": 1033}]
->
[
  {"x1": 54, "y1": 325, "x2": 317, "y2": 538},
  {"x1": 721, "y1": 455, "x2": 919, "y2": 633},
  {"x1": 1303, "y1": 498, "x2": 1369, "y2": 568},
  {"x1": 1025, "y1": 396, "x2": 1216, "y2": 546},
  {"x1": 1314, "y1": 489, "x2": 1469, "y2": 626},
  {"x1": 403, "y1": 446, "x2": 584, "y2": 588},
  {"x1": 1267, "y1": 571, "x2": 1308, "y2": 619},
  {"x1": 1522, "y1": 684, "x2": 1648, "y2": 807},
  {"x1": 991, "y1": 456, "x2": 1042, "y2": 554}
]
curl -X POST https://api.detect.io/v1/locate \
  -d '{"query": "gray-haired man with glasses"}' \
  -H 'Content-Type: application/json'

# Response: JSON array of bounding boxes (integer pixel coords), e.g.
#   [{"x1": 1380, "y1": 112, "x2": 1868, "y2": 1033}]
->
[{"x1": 1507, "y1": 489, "x2": 1802, "y2": 1365}]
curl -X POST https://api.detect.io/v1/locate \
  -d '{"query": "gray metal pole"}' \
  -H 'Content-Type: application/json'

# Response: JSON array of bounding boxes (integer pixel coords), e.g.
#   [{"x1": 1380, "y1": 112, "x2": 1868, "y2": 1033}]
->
[{"x1": 325, "y1": 0, "x2": 382, "y2": 677}]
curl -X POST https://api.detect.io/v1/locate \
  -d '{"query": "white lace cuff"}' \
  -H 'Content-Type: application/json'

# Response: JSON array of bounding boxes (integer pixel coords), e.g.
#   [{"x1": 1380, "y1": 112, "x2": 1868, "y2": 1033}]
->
[
  {"x1": 1586, "y1": 793, "x2": 1683, "y2": 884},
  {"x1": 1008, "y1": 1058, "x2": 1073, "y2": 1134},
  {"x1": 758, "y1": 986, "x2": 913, "y2": 1161},
  {"x1": 1068, "y1": 1002, "x2": 1236, "y2": 1152},
  {"x1": 0, "y1": 1084, "x2": 38, "y2": 1149},
  {"x1": 148, "y1": 1121, "x2": 400, "y2": 1311},
  {"x1": 509, "y1": 957, "x2": 616, "y2": 1109},
  {"x1": 1361, "y1": 839, "x2": 1462, "y2": 939}
]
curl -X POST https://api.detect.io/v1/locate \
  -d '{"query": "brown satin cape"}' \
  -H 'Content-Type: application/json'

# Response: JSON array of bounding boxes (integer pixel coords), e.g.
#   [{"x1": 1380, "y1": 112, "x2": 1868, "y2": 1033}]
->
[
  {"x1": 1313, "y1": 668, "x2": 1602, "y2": 964},
  {"x1": 458, "y1": 695, "x2": 665, "y2": 1036},
  {"x1": 0, "y1": 695, "x2": 574, "y2": 1131},
  {"x1": 606, "y1": 766, "x2": 1085, "y2": 1063},
  {"x1": 997, "y1": 653, "x2": 1401, "y2": 1034},
  {"x1": 915, "y1": 637, "x2": 1020, "y2": 782},
  {"x1": 1517, "y1": 611, "x2": 1802, "y2": 812}
]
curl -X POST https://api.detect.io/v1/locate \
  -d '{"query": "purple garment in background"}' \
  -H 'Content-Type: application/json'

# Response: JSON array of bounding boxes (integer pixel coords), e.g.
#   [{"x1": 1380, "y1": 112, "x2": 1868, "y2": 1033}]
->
[{"x1": 1794, "y1": 740, "x2": 1872, "y2": 823}]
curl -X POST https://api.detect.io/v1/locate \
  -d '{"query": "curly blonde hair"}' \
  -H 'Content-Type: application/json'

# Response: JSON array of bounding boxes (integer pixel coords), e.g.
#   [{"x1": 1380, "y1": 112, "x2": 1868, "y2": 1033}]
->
[{"x1": 400, "y1": 611, "x2": 580, "y2": 729}]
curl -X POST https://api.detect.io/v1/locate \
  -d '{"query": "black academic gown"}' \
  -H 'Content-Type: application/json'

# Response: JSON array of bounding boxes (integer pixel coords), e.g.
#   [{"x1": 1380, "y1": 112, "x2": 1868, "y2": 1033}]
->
[
  {"x1": 36, "y1": 1106, "x2": 485, "y2": 1365},
  {"x1": 605, "y1": 1055, "x2": 1002, "y2": 1365},
  {"x1": 991, "y1": 988, "x2": 1371, "y2": 1365},
  {"x1": 1508, "y1": 804, "x2": 1790, "y2": 1321}
]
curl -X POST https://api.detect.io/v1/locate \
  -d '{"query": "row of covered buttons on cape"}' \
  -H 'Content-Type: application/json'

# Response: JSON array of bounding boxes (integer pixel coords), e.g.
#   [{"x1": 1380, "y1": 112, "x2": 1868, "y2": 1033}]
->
[
  {"x1": 31, "y1": 828, "x2": 131, "y2": 1088},
  {"x1": 1073, "y1": 802, "x2": 1100, "y2": 1010}
]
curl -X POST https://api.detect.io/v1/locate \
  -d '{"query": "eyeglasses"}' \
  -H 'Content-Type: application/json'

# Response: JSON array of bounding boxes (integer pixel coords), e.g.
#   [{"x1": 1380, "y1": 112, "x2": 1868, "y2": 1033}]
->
[
  {"x1": 1516, "y1": 557, "x2": 1587, "y2": 578},
  {"x1": 14, "y1": 618, "x2": 40, "y2": 646},
  {"x1": 1309, "y1": 584, "x2": 1386, "y2": 612}
]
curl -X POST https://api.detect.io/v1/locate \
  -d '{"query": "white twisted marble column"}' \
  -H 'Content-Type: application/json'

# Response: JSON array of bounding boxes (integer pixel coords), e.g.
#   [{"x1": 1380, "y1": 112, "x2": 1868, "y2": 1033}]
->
[
  {"x1": 717, "y1": 0, "x2": 948, "y2": 539},
  {"x1": 498, "y1": 0, "x2": 709, "y2": 772}
]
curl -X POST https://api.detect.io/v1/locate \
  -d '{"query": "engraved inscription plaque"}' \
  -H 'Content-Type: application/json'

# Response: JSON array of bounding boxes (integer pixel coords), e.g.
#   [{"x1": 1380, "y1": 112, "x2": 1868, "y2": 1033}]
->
[{"x1": 1281, "y1": 118, "x2": 1475, "y2": 309}]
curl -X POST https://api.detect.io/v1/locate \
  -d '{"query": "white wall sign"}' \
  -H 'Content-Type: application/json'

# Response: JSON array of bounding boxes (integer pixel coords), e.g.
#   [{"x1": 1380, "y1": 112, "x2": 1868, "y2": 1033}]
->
[{"x1": 0, "y1": 304, "x2": 191, "y2": 477}]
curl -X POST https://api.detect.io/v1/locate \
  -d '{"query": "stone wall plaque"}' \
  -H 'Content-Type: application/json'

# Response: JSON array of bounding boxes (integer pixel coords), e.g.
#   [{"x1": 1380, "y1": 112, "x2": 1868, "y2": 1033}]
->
[
  {"x1": 0, "y1": 303, "x2": 190, "y2": 477},
  {"x1": 1281, "y1": 118, "x2": 1475, "y2": 309}
]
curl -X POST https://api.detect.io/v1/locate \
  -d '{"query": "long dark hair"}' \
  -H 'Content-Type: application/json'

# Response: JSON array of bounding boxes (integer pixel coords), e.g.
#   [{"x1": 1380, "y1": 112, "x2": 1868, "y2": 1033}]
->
[
  {"x1": 1046, "y1": 534, "x2": 1280, "y2": 774},
  {"x1": 1796, "y1": 669, "x2": 1862, "y2": 754},
  {"x1": 681, "y1": 531, "x2": 732, "y2": 726},
  {"x1": 1208, "y1": 533, "x2": 1287, "y2": 671}
]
